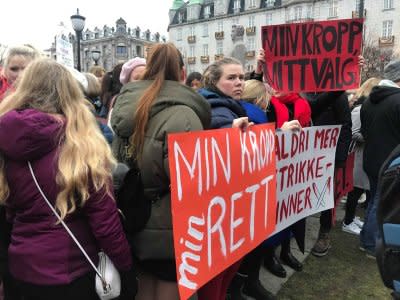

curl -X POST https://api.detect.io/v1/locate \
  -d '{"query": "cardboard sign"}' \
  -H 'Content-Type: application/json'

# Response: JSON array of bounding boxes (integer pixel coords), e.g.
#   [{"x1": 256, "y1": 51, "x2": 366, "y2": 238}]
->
[
  {"x1": 274, "y1": 126, "x2": 340, "y2": 232},
  {"x1": 334, "y1": 152, "x2": 355, "y2": 203},
  {"x1": 168, "y1": 124, "x2": 277, "y2": 300},
  {"x1": 262, "y1": 19, "x2": 363, "y2": 92}
]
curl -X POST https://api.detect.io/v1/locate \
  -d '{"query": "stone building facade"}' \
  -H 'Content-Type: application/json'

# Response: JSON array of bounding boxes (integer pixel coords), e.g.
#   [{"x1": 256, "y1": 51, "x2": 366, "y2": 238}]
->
[
  {"x1": 55, "y1": 18, "x2": 163, "y2": 72},
  {"x1": 168, "y1": 0, "x2": 399, "y2": 74}
]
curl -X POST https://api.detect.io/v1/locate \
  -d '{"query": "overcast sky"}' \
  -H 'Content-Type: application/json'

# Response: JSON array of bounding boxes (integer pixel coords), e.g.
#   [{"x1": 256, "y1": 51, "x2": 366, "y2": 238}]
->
[{"x1": 1, "y1": 0, "x2": 172, "y2": 50}]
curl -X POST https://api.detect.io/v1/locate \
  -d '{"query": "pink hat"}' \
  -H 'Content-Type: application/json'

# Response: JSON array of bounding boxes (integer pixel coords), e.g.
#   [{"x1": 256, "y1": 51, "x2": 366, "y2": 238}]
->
[{"x1": 119, "y1": 57, "x2": 146, "y2": 84}]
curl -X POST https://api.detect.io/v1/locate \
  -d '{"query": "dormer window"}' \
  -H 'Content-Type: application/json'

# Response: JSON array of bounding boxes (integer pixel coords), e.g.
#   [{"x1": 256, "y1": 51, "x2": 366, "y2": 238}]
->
[
  {"x1": 178, "y1": 12, "x2": 185, "y2": 23},
  {"x1": 266, "y1": 0, "x2": 275, "y2": 8},
  {"x1": 204, "y1": 5, "x2": 211, "y2": 18},
  {"x1": 234, "y1": 0, "x2": 241, "y2": 13}
]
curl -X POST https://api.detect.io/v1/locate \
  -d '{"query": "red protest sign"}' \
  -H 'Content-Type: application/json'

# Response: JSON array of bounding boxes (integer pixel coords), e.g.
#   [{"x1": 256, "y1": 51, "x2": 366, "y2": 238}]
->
[
  {"x1": 168, "y1": 124, "x2": 277, "y2": 300},
  {"x1": 262, "y1": 18, "x2": 364, "y2": 93}
]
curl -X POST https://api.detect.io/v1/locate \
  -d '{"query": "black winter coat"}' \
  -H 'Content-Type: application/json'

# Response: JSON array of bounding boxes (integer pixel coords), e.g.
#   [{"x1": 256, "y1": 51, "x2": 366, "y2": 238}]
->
[
  {"x1": 304, "y1": 91, "x2": 352, "y2": 166},
  {"x1": 361, "y1": 85, "x2": 400, "y2": 181}
]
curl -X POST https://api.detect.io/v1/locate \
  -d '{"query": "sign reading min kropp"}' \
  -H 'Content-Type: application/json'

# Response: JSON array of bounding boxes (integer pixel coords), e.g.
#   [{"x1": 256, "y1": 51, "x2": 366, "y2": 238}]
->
[{"x1": 262, "y1": 18, "x2": 364, "y2": 92}]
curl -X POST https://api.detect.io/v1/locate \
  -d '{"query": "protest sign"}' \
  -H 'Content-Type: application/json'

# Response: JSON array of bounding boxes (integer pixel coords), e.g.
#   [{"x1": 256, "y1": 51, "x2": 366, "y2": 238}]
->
[
  {"x1": 168, "y1": 124, "x2": 277, "y2": 300},
  {"x1": 55, "y1": 23, "x2": 74, "y2": 68},
  {"x1": 262, "y1": 19, "x2": 363, "y2": 92},
  {"x1": 334, "y1": 151, "x2": 355, "y2": 203},
  {"x1": 274, "y1": 126, "x2": 340, "y2": 233}
]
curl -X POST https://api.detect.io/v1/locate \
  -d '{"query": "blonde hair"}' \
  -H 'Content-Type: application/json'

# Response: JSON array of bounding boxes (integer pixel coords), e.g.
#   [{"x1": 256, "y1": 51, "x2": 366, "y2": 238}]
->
[
  {"x1": 242, "y1": 80, "x2": 271, "y2": 109},
  {"x1": 354, "y1": 77, "x2": 381, "y2": 100},
  {"x1": 4, "y1": 45, "x2": 40, "y2": 68},
  {"x1": 0, "y1": 59, "x2": 115, "y2": 219},
  {"x1": 202, "y1": 57, "x2": 242, "y2": 90},
  {"x1": 83, "y1": 72, "x2": 101, "y2": 98},
  {"x1": 89, "y1": 65, "x2": 106, "y2": 79}
]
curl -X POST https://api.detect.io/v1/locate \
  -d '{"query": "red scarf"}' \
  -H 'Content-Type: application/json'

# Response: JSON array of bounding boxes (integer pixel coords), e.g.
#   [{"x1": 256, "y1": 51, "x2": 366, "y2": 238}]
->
[
  {"x1": 0, "y1": 76, "x2": 12, "y2": 102},
  {"x1": 270, "y1": 93, "x2": 311, "y2": 128}
]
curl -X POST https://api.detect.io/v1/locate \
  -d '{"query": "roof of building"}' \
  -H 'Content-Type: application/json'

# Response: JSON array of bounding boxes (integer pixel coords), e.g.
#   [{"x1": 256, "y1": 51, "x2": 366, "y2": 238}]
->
[
  {"x1": 171, "y1": 0, "x2": 185, "y2": 10},
  {"x1": 188, "y1": 0, "x2": 204, "y2": 5}
]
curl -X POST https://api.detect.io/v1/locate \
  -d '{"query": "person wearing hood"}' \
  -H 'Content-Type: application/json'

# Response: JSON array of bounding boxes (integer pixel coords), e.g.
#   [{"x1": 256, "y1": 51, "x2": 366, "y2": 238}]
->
[
  {"x1": 342, "y1": 77, "x2": 381, "y2": 236},
  {"x1": 111, "y1": 43, "x2": 211, "y2": 300},
  {"x1": 360, "y1": 60, "x2": 400, "y2": 258}
]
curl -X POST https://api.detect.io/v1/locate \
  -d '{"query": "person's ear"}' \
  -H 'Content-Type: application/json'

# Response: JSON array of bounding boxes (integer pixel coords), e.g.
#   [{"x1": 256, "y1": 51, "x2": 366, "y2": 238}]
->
[{"x1": 181, "y1": 68, "x2": 186, "y2": 83}]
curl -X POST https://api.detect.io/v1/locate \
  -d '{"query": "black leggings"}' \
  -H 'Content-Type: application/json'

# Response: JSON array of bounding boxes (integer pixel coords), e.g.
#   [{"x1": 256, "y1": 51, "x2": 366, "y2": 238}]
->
[
  {"x1": 344, "y1": 187, "x2": 370, "y2": 225},
  {"x1": 14, "y1": 272, "x2": 98, "y2": 300}
]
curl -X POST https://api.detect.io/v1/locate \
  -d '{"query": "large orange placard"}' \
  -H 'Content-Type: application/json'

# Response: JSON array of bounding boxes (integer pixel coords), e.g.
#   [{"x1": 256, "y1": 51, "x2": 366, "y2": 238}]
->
[{"x1": 168, "y1": 124, "x2": 277, "y2": 300}]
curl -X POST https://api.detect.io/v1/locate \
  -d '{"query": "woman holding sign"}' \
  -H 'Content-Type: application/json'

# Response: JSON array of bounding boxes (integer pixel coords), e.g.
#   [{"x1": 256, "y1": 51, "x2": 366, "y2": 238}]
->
[{"x1": 197, "y1": 58, "x2": 297, "y2": 300}]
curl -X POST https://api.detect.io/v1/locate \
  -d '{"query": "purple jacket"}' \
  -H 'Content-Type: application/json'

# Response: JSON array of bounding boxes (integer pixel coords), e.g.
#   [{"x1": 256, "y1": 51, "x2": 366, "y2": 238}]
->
[{"x1": 0, "y1": 109, "x2": 132, "y2": 285}]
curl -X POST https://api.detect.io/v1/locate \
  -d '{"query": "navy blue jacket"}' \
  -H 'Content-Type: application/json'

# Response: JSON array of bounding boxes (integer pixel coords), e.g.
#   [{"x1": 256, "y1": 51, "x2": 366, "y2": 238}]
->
[{"x1": 198, "y1": 89, "x2": 247, "y2": 129}]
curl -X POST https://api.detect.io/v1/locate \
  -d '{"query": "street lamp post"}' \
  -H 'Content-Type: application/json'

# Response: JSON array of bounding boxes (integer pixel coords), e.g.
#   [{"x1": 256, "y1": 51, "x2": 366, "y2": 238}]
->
[
  {"x1": 359, "y1": 0, "x2": 364, "y2": 19},
  {"x1": 70, "y1": 9, "x2": 85, "y2": 71},
  {"x1": 91, "y1": 50, "x2": 101, "y2": 66}
]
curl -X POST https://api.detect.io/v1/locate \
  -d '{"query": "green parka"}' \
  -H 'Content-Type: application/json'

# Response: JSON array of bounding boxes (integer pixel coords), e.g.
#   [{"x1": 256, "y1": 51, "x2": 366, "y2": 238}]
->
[{"x1": 111, "y1": 80, "x2": 211, "y2": 259}]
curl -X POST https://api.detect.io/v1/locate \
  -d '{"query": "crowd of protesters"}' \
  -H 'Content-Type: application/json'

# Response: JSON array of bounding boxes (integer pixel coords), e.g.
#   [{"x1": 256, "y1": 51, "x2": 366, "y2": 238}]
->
[{"x1": 0, "y1": 41, "x2": 399, "y2": 300}]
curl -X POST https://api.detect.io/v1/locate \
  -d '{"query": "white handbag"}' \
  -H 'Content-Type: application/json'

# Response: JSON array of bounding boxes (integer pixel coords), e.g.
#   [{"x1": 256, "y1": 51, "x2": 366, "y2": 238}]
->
[{"x1": 28, "y1": 162, "x2": 121, "y2": 300}]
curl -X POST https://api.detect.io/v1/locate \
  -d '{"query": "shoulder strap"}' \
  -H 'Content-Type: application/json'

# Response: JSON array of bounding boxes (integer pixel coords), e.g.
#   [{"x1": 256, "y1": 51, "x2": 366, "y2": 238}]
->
[{"x1": 27, "y1": 161, "x2": 107, "y2": 286}]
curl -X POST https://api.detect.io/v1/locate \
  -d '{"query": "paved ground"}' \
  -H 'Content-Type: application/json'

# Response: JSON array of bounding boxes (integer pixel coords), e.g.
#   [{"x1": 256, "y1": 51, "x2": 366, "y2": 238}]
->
[{"x1": 257, "y1": 211, "x2": 322, "y2": 297}]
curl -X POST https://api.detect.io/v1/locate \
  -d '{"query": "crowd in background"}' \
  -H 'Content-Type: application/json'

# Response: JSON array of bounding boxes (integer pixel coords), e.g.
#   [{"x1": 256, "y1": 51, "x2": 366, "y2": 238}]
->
[{"x1": 0, "y1": 41, "x2": 399, "y2": 300}]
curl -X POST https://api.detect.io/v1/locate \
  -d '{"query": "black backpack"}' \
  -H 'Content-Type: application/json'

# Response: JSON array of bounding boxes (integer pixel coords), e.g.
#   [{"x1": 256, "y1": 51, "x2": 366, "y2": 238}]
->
[
  {"x1": 376, "y1": 145, "x2": 400, "y2": 293},
  {"x1": 113, "y1": 160, "x2": 151, "y2": 235}
]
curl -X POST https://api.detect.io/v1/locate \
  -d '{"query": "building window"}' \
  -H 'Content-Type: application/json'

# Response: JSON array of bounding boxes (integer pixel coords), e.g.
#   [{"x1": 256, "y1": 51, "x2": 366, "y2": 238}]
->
[
  {"x1": 217, "y1": 41, "x2": 223, "y2": 55},
  {"x1": 136, "y1": 46, "x2": 142, "y2": 57},
  {"x1": 232, "y1": 18, "x2": 240, "y2": 25},
  {"x1": 203, "y1": 24, "x2": 209, "y2": 37},
  {"x1": 189, "y1": 45, "x2": 195, "y2": 57},
  {"x1": 116, "y1": 46, "x2": 127, "y2": 55},
  {"x1": 306, "y1": 5, "x2": 313, "y2": 19},
  {"x1": 188, "y1": 7, "x2": 193, "y2": 19},
  {"x1": 265, "y1": 0, "x2": 275, "y2": 8},
  {"x1": 247, "y1": 37, "x2": 255, "y2": 51},
  {"x1": 189, "y1": 26, "x2": 195, "y2": 36},
  {"x1": 204, "y1": 5, "x2": 211, "y2": 18},
  {"x1": 177, "y1": 28, "x2": 182, "y2": 41},
  {"x1": 355, "y1": 0, "x2": 360, "y2": 11},
  {"x1": 178, "y1": 12, "x2": 185, "y2": 23},
  {"x1": 266, "y1": 13, "x2": 273, "y2": 25},
  {"x1": 234, "y1": 0, "x2": 241, "y2": 13},
  {"x1": 249, "y1": 0, "x2": 256, "y2": 7},
  {"x1": 217, "y1": 21, "x2": 224, "y2": 32},
  {"x1": 285, "y1": 8, "x2": 291, "y2": 22},
  {"x1": 329, "y1": 0, "x2": 338, "y2": 18},
  {"x1": 203, "y1": 44, "x2": 209, "y2": 56},
  {"x1": 248, "y1": 16, "x2": 255, "y2": 27},
  {"x1": 382, "y1": 20, "x2": 393, "y2": 37},
  {"x1": 294, "y1": 6, "x2": 302, "y2": 20},
  {"x1": 384, "y1": 0, "x2": 394, "y2": 9}
]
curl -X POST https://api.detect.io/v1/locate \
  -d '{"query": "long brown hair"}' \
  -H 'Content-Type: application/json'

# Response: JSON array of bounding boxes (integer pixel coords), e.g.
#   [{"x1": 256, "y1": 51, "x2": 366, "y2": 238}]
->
[{"x1": 131, "y1": 43, "x2": 184, "y2": 157}]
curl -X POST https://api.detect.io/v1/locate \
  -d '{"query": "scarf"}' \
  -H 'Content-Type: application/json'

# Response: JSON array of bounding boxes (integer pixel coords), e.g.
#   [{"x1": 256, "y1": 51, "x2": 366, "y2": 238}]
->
[{"x1": 270, "y1": 93, "x2": 311, "y2": 128}]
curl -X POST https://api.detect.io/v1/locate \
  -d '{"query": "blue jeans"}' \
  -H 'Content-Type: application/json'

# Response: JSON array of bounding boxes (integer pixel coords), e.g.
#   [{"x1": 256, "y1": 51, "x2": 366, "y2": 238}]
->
[{"x1": 360, "y1": 176, "x2": 380, "y2": 252}]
